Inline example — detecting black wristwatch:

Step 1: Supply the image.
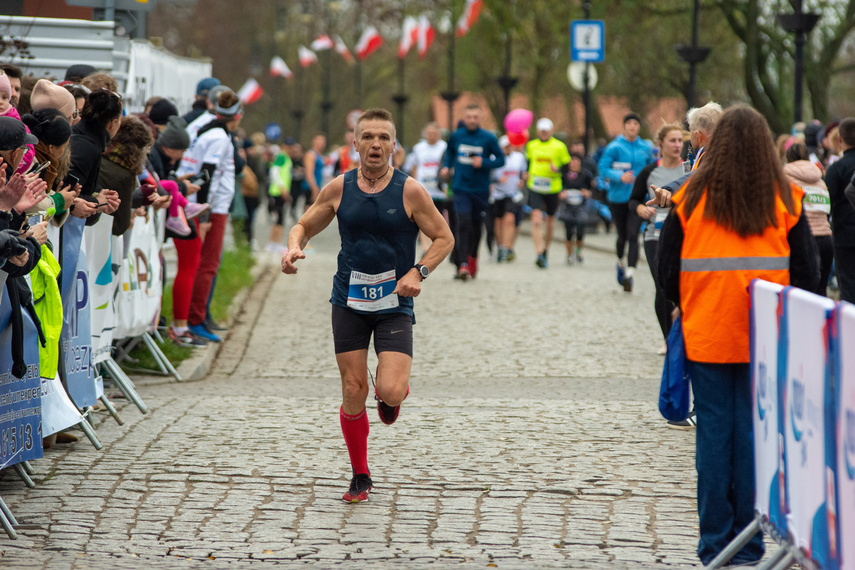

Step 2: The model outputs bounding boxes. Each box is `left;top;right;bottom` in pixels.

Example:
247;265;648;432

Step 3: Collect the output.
415;263;429;281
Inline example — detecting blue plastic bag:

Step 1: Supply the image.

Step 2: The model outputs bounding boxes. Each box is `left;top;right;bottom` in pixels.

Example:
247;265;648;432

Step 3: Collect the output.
658;316;691;421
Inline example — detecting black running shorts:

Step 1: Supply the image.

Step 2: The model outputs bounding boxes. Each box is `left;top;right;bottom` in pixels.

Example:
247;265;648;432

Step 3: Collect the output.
527;192;560;216
331;304;413;357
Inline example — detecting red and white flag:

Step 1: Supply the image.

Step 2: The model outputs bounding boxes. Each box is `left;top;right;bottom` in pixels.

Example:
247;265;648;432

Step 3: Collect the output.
398;16;418;58
299;45;318;67
355;26;383;60
310;34;334;51
418;14;435;58
456;0;483;37
270;56;293;79
237;78;263;105
334;35;353;63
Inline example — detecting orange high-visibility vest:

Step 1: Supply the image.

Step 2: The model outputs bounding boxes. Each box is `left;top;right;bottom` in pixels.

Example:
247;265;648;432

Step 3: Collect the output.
674;182;803;363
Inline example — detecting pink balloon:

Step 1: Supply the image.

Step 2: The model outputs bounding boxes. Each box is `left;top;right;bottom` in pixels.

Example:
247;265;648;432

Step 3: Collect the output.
507;130;530;146
504;109;533;134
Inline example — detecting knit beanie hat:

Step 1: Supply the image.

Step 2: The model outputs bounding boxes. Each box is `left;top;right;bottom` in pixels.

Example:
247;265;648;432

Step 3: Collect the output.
30;79;77;119
149;98;179;125
0;72;10;97
158;115;190;150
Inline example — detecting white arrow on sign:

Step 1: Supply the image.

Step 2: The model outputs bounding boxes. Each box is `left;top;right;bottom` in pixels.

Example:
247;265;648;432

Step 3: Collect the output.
567;62;597;91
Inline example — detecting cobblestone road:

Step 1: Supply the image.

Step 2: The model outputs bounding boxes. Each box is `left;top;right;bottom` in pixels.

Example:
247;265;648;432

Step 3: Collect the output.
0;224;721;568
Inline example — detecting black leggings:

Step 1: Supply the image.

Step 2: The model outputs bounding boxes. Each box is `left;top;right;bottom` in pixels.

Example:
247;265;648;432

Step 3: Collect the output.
644;239;672;340
815;235;833;297
608;202;641;267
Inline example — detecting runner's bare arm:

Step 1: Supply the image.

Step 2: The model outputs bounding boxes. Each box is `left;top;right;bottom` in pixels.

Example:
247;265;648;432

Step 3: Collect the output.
401;178;455;286
282;177;343;274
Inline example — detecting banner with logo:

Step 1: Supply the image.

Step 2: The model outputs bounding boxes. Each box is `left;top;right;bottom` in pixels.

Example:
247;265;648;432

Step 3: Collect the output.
84;216;121;364
114;209;163;340
0;288;44;470
833;303;854;570
750;279;785;530
782;287;835;561
60;217;98;408
40;373;85;437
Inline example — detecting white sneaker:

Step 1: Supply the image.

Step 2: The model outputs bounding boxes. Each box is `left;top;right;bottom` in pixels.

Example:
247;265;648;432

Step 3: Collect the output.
657;342;667;355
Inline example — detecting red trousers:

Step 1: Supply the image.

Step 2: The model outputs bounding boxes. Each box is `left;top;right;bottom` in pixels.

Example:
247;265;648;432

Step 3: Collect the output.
188;213;227;326
172;230;202;322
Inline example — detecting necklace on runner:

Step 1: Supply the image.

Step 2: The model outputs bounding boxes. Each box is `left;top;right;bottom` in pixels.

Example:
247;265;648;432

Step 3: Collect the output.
361;166;390;193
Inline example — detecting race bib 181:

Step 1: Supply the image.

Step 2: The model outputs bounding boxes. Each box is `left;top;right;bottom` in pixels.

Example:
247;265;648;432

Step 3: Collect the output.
347;269;399;312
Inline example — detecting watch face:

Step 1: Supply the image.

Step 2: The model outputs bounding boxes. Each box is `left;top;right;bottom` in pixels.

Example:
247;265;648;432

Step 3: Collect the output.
419;266;429;278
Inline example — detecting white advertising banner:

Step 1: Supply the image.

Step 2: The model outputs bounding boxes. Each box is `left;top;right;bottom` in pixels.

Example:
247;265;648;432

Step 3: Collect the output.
113;209;163;340
39;374;85;437
83;216;120;364
835;303;855;570
124;39;213;114
783;287;835;560
750;280;785;528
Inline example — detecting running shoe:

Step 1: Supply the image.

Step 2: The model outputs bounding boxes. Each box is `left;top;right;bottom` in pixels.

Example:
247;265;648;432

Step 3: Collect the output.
467;255;479;278
188;323;222;343
506;250;516;262
377;398;400;425
342;473;373;503
536;252;548;269
666;411;697;430
621;275;634;293
184;202;210;220
616;264;626;285
457;264;471;281
575;248;584;264
566;254;574;266
168;327;208;348
497;247;507;263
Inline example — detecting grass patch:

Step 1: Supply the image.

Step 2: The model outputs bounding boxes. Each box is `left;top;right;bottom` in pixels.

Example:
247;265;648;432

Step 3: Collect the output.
121;231;256;373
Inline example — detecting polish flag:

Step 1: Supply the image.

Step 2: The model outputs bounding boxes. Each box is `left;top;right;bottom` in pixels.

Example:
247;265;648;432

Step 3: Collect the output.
398;16;419;58
418;14;435;59
355;26;383;60
456;0;483;37
270;56;293;79
334;35;354;63
237;78;263;105
299;45;318;67
311;34;334;51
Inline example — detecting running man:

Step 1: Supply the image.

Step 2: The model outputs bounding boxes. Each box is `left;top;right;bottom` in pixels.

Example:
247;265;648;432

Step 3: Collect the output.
525;118;571;269
597;112;656;292
281;108;454;503
405;122;449;252
440;103;504;280
490;135;527;262
303;132;327;205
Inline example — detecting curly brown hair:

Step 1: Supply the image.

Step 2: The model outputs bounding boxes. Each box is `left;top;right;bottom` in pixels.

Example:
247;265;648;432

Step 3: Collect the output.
682;105;796;237
107;115;153;174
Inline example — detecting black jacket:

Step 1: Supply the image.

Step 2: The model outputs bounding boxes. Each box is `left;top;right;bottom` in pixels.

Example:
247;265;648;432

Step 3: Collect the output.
824;147;855;247
69;118;110;226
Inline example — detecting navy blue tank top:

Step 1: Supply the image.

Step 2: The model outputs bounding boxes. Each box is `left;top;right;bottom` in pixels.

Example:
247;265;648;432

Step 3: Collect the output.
330;168;419;317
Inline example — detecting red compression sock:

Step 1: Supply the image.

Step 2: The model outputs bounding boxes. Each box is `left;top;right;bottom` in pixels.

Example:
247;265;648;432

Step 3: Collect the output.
340;406;370;475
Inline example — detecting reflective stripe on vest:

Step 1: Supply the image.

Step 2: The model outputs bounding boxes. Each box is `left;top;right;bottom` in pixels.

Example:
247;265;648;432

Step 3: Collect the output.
681;256;790;272
673;182;803;363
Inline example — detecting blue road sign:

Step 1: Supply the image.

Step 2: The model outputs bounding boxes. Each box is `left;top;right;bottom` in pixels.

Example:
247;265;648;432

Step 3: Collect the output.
571;20;605;63
265;122;283;142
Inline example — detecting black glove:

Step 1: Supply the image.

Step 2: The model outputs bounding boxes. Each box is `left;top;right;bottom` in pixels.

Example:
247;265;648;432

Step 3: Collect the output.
0;229;28;260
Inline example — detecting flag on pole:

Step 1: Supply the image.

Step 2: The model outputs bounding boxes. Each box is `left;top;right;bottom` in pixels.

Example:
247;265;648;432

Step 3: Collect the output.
299;45;318;67
456;0;483;37
418;14;435;59
237;78;263;105
334;35;354;63
311;34;335;51
355;26;383;60
398;16;419;58
270;56;293;79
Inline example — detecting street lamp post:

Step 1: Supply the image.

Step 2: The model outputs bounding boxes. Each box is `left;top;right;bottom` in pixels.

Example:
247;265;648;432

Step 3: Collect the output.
393;57;409;144
777;0;820;123
675;0;711;110
496;32;518;123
